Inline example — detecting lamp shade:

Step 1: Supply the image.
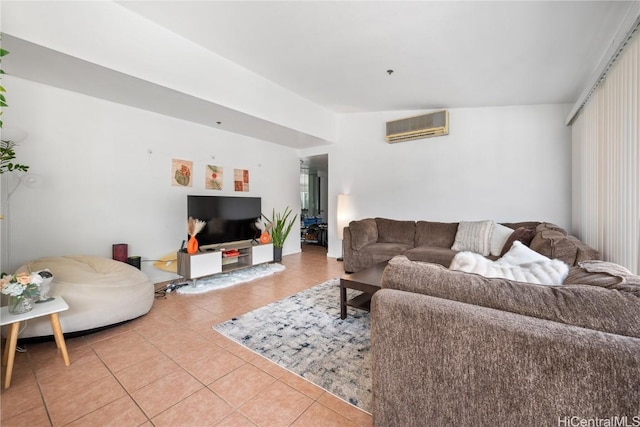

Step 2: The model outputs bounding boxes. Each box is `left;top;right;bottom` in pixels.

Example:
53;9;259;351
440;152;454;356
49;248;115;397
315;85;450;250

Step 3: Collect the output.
336;194;350;240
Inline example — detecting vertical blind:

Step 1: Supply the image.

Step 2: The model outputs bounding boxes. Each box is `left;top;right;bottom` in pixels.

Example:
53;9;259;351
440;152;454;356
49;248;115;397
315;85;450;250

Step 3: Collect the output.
571;30;640;273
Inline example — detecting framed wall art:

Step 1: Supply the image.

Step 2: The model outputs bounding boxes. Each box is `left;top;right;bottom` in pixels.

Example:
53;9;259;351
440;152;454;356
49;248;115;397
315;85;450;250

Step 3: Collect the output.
205;165;223;190
172;159;192;187
234;168;249;192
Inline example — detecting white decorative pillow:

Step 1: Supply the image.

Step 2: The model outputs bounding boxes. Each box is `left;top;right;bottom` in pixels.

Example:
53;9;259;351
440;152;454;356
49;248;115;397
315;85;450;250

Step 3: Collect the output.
496;240;549;265
490;223;514;256
451;220;495;256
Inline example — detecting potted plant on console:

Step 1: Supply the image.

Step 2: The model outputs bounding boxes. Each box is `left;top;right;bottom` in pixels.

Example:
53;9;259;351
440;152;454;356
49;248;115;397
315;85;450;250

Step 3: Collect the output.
263;207;297;262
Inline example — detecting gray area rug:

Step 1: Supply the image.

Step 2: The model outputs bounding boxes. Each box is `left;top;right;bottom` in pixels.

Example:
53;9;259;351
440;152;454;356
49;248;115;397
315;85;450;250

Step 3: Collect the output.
213;278;372;412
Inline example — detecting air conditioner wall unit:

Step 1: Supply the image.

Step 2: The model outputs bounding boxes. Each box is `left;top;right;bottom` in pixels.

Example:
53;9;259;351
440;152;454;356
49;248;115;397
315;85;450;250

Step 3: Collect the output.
385;110;449;143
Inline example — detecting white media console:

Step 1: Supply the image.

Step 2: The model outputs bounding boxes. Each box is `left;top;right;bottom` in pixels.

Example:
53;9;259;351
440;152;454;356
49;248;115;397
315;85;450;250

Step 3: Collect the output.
176;242;274;281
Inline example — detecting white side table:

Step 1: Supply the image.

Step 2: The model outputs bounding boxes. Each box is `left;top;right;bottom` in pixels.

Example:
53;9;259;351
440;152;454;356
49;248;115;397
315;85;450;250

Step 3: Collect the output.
0;296;70;388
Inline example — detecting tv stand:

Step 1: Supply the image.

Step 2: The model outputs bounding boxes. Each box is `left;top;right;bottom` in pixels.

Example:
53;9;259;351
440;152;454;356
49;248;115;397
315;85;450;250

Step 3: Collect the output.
177;242;273;281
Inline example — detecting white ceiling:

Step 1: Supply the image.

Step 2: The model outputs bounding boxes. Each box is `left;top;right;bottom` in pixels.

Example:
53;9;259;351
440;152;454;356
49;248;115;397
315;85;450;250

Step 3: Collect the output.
3;1;637;149
119;1;636;113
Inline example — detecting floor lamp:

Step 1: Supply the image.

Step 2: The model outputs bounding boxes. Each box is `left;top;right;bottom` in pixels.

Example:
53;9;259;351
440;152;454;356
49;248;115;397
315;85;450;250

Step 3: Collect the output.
336;194;350;261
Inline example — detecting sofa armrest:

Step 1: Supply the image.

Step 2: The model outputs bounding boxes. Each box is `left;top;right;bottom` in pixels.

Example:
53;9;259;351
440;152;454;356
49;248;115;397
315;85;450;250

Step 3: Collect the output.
342;226;353;262
371;289;640;427
342;226;365;273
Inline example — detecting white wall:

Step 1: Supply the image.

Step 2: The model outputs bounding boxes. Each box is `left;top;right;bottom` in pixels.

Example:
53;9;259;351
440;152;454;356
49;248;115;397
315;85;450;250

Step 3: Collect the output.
322;104;573;258
1;77;301;274
3;76;573;269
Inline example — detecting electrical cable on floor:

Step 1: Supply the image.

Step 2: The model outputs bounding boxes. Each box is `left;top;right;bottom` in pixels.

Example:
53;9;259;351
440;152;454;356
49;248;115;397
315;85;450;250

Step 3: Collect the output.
154;281;189;298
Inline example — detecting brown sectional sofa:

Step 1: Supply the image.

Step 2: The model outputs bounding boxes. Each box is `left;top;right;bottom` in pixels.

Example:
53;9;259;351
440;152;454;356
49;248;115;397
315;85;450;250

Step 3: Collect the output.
343;218;600;272
371;256;640;426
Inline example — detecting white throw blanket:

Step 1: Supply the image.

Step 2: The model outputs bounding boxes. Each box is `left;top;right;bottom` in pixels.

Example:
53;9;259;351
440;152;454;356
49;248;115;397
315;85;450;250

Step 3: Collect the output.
450;241;569;285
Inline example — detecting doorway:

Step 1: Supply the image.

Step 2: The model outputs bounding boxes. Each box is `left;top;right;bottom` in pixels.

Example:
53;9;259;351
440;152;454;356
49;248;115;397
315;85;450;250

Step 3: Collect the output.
300;154;328;251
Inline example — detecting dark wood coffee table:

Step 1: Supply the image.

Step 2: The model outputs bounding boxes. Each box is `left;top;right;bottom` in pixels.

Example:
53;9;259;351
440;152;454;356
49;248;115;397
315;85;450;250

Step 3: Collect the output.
340;261;388;319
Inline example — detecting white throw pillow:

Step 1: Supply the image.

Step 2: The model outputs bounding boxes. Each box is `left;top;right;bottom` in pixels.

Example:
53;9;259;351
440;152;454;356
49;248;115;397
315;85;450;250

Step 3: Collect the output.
490;223;514;256
451;220;495;256
496;240;549;265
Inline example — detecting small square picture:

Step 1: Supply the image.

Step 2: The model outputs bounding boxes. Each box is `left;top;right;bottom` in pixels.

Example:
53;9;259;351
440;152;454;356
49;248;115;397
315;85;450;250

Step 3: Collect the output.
234;168;249;192
205;165;223;190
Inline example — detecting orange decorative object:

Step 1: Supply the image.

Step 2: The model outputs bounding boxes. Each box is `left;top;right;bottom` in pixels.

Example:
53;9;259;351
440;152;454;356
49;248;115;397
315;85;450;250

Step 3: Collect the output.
259;232;271;244
186;236;199;254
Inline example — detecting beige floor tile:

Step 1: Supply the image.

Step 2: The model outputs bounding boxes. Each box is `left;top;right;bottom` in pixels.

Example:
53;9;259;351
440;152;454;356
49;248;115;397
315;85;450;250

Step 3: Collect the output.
88;330;145;356
214;410;257;426
38;358;111;404
130;369;203;418
317;392;373;426
0;403;50;427
165;338;222;366
64;395;147;427
292;402;358;426
32;342;99;380
151;387;233;427
47;375;127;426
249;353;291;379
114;353;181;392
83;323;134;344
97;340;162;372
0;380;44;420
22;341;65;363
0;355;36;390
209;363;277;408
239;380;314;426
181;345;246;385
279;370;326;400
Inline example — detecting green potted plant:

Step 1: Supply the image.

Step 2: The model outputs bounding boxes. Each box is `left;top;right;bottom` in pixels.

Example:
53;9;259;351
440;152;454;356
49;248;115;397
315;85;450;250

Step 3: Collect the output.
263;206;298;262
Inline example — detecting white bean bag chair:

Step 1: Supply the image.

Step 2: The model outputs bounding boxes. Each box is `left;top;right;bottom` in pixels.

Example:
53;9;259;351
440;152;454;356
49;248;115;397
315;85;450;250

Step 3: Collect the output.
10;255;154;338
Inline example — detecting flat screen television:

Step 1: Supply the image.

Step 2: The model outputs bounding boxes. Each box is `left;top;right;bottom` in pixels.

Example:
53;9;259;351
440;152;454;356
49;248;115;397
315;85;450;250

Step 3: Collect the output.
187;195;262;248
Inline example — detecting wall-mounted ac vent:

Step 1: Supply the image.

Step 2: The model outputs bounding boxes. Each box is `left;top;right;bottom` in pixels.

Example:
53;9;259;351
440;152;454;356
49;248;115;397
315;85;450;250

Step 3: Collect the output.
385;110;449;143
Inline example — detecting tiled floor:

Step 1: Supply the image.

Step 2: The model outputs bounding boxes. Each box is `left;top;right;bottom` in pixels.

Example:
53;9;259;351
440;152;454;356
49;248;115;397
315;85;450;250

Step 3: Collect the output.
0;245;372;426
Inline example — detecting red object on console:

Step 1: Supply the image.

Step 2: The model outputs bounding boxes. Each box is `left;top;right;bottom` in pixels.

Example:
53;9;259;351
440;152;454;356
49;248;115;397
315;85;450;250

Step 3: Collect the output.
222;249;240;257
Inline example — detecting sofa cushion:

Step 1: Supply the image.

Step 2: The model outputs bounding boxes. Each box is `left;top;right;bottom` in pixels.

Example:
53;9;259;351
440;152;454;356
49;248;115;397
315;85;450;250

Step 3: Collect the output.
349;218;378;250
375;218;416;246
360;242;413;258
404;246;459;268
490;223;514;256
415;221;459;248
529;230;578;266
381;255;640;338
564;260;640;297
451;220;494;256
537;222;568;235
499;226;537;256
